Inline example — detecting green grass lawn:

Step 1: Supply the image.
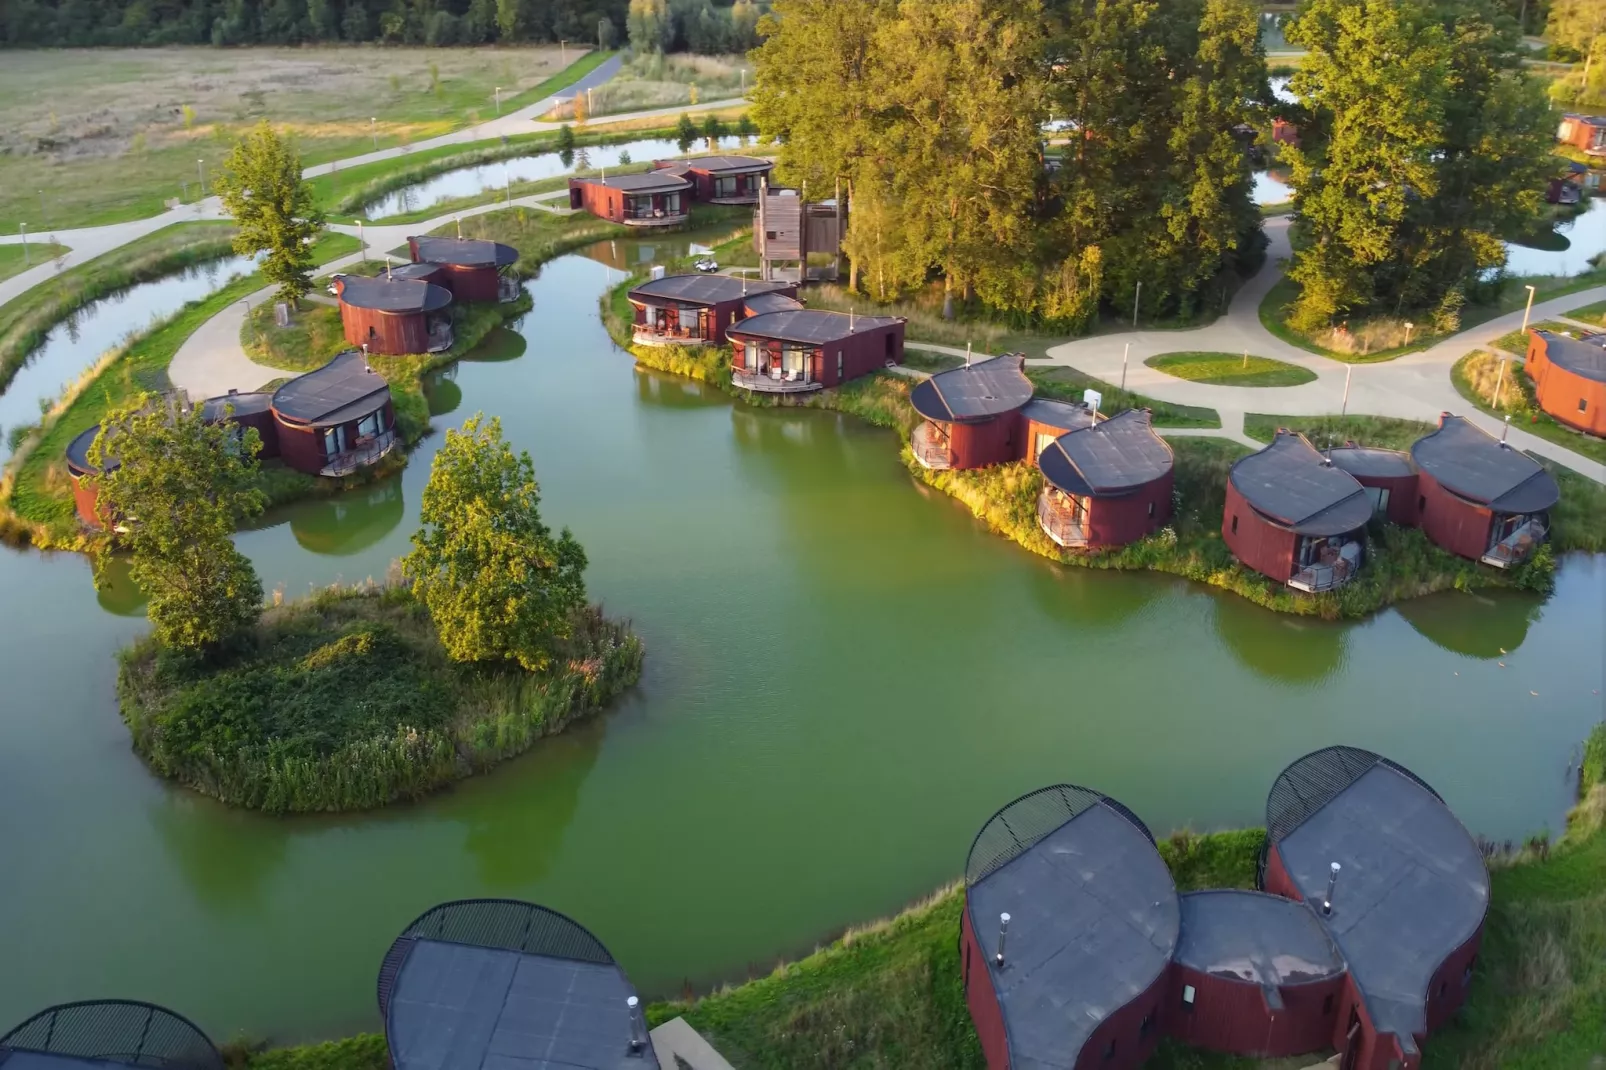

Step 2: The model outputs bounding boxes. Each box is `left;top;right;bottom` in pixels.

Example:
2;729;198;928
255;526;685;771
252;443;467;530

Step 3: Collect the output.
1147;350;1317;387
1450;352;1606;467
0;241;70;282
1490;319;1574;355
1027;365;1221;429
241;302;347;372
1566;297;1606;325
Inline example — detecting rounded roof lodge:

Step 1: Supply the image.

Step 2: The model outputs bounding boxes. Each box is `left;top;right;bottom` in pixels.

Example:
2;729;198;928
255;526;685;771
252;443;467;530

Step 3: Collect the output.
910;354;1034;424
1531;328;1606;384
408;235;518;269
65;425;115;478
727;308;902;344
1410;414;1560;514
336;274;453;315
271;351;391;428
1039;409;1173;497
627;274;791;306
1230;431;1373;535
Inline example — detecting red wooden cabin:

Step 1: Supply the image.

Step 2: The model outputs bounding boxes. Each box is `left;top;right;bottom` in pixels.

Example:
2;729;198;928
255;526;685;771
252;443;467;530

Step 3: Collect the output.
652;155;774;204
1224;432;1373;592
1557;113;1606;155
1271;118;1301;147
1525;329;1606;436
407;236;519;304
625;275;796;347
1021;397;1093;460
271;351;398;477
199;391;280;460
1260;746;1489;1070
909;355;1034;471
727;308;904;394
64;424;116;529
1409;414;1560;568
1324;444;1419;527
336;274;454;356
962;785;1180;1070
1036;409;1174;550
568;171;691;226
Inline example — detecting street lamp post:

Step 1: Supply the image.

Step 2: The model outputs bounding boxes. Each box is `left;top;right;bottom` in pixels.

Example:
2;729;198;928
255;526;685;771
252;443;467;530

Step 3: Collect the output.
371;117;378;152
1121;342;1130;390
356;220;366;264
560;40;567;66
504;162;511;206
1132;282;1142;328
19;222;28;267
495;86;501;116
241;299;255;345
1340;363;1353;417
197;159;205;201
1493;354;1510;411
1521;284;1537;334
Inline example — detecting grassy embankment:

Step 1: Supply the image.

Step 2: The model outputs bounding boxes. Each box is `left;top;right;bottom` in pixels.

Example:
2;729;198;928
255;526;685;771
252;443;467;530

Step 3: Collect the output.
0;232;357;548
232;721;1606;1068
1146;350;1317;387
1259;266;1606;363
1241;413;1606;555
0;222;238;399
0;46;587;230
1449;351;1606;468
545;52;750;119
117;584;642;814
1567;297;1606;325
1489;319;1573;354
0;242;71;284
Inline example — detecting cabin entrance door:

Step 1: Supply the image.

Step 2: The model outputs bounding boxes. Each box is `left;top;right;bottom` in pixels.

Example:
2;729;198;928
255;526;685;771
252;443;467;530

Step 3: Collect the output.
1339;1009;1362;1070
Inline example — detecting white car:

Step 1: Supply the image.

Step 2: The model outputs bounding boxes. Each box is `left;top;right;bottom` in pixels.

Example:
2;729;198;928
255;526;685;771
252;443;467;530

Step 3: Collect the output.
694;258;719;273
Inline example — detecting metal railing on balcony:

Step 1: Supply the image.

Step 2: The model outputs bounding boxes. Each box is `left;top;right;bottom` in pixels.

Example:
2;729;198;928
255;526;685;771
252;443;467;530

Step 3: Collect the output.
621;205;688;224
1037;490;1088;548
321;429;398;478
498;276;522;303
1481;519;1546;568
910;421;953;470
731;367;821;393
633;323;710;346
427;323;454;353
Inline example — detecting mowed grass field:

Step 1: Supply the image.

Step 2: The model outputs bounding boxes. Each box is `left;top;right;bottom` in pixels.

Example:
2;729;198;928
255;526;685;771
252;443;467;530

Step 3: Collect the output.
1147;350;1317;387
0;45;582;231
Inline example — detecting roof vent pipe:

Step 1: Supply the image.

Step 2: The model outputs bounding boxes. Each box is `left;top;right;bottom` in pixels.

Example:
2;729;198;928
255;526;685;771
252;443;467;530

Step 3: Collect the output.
995;912;1010;966
1322;862;1341;916
627;996;644;1053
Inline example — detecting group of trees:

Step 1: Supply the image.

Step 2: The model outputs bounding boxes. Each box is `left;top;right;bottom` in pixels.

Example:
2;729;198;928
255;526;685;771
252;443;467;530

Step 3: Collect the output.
1281;0;1553;331
625;0;759;54
94;404;587;673
752;0;1272;332
0;0;623;47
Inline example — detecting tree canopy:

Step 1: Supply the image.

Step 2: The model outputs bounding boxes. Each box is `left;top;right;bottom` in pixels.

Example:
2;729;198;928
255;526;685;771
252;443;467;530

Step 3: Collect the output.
89;396;267;652
403;414;588;673
214;121;325;304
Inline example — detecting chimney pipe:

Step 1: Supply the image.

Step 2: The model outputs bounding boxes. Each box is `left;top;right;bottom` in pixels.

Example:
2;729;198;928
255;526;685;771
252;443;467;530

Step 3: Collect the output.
1322;862;1341;916
995;912;1010;966
627;996;643;1053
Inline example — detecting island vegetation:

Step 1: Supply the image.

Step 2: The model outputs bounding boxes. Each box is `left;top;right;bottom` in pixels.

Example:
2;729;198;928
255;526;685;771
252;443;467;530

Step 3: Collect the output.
115;413;642;813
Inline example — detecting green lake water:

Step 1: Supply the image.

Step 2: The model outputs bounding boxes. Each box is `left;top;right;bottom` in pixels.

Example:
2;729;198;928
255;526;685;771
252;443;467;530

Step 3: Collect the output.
0;238;1603;1044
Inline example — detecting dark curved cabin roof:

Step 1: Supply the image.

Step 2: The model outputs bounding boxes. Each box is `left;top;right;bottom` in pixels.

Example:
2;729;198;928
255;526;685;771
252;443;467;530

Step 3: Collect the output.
965;786;1179;1068
627;274;790;307
910;354;1033;424
378;263;441;283
1039;409;1172;498
381;900;660;1070
1269;748;1489;1053
1410;414;1560;514
64;425;117;478
741;291;804;316
200;391;273;422
337;273;452;315
1230;431;1372;536
1325;444;1416;480
1020;397;1093;435
1175;890;1345;990
655;155;774;176
727;309;901;345
0;999;224;1070
409;236;518;269
272;351;391;428
1533;329;1606;384
580;170;692;193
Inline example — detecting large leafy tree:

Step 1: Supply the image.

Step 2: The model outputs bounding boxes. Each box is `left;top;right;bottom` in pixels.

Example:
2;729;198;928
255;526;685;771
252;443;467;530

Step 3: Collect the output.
403;414;588;673
214;121;324;304
89;397;266;652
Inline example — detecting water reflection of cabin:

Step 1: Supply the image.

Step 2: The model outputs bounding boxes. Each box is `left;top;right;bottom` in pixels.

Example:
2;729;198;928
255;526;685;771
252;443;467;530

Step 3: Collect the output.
1409;414;1559;568
1525;329;1606;437
727;308;905;394
625;274;796;346
271;351;397;477
1036;409;1174;549
407;235;521;303
379;899;660;1070
0;999;226;1070
335;273;454;355
909;355;1035;470
1225;431;1372;592
651;155;774;204
568;171;692;226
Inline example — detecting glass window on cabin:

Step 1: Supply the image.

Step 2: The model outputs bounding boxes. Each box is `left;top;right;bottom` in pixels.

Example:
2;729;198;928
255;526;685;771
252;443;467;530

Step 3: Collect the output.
782;345;808;376
714;175;737;198
1580;398;1589;413
1034;432;1056;458
357;412;381;438
665;192;683;214
745;340;761;370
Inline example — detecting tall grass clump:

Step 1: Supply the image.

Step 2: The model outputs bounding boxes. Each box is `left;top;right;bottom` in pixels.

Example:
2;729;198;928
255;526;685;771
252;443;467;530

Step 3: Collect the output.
115;585;643;813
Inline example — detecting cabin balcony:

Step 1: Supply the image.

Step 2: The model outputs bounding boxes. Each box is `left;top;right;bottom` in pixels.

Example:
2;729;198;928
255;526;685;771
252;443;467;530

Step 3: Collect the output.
1037;491;1088;549
498;276;522;303
621;207;688;227
910;421;953;470
1481;518;1546;568
427;322;455;353
633;324;711;347
731;367;822;394
320;429;398;478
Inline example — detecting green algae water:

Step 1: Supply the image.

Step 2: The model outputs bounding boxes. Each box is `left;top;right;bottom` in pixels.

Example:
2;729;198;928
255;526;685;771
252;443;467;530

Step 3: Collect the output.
0;241;1603;1044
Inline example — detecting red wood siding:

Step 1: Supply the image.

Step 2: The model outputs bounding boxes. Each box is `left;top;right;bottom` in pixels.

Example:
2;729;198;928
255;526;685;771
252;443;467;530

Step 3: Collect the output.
1223;481;1297;581
1349;472;1420;527
961;903;1011;1070
946;413;1023;470
1415;470;1496;561
434;263;500;303
568;179;687;224
1085;470;1174;548
271;400;394;476
70;474;105;529
1423;923;1484;1035
1072;965;1168;1070
1167;963;1344;1058
339;301;431;356
1526;332;1606;436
